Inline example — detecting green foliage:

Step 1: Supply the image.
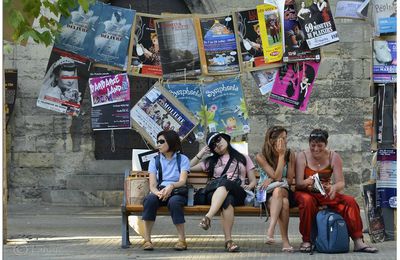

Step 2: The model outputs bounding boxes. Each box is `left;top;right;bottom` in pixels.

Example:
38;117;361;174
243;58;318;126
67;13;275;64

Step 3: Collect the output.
4;0;95;46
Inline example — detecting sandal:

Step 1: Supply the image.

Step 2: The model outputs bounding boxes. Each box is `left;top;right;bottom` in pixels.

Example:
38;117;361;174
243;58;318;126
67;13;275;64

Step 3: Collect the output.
354;246;378;253
225;240;240;252
299;242;312;253
143;241;154;251
282;246;295;253
265;236;275;245
174;240;188;251
199;216;211;230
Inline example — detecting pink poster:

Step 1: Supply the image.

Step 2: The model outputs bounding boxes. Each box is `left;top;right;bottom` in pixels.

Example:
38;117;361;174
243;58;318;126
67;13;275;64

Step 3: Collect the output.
269;61;319;111
89;73;130;107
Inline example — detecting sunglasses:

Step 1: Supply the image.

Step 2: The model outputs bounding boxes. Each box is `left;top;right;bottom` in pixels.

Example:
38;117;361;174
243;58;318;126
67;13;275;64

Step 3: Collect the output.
209;136;222;150
310;133;324;138
156;139;166;145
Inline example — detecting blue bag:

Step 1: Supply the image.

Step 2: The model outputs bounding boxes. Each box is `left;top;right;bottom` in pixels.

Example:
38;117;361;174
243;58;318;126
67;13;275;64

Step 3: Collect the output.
311;209;349;254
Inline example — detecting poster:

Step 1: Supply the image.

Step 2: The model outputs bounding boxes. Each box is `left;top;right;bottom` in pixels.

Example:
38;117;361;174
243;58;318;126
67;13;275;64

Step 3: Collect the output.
92;5;135;68
156;17;202;79
5;69;17;126
335;0;369;19
129;13;163;78
372;40;396;76
89;73;130;107
362;183;385;243
376;149;396;208
269;61;320;111
130;82;198;147
37;47;91;116
372;0;396;35
202;77;250;137
197;15;240;75
250;68;277;95
283;1;321;62
164;82;205;141
295;0;339;49
91;101;131;130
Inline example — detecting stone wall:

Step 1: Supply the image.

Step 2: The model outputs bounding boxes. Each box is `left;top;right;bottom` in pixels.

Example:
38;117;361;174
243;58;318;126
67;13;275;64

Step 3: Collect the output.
4;0;374;205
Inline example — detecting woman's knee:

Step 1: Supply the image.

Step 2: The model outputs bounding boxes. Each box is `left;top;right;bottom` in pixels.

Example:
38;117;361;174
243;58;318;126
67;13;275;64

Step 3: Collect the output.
167;195;186;209
295;192;316;207
143;193;159;207
282;198;289;210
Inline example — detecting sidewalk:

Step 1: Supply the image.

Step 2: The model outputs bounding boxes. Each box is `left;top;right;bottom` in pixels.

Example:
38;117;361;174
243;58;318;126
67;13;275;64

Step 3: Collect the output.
4;203;397;259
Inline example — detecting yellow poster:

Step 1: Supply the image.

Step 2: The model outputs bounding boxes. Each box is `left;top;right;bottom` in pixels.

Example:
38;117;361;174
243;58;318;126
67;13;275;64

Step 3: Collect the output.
256;4;283;63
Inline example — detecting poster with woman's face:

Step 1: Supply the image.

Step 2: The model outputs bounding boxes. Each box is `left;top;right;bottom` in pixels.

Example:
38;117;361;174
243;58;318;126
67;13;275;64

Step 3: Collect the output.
36;47;91;116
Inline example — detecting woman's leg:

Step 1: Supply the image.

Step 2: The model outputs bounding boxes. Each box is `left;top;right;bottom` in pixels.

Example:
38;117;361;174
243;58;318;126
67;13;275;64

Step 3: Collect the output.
294;191;319;243
220;204;235;242
167;195;187;241
206;186;229;219
278;194;292;249
267;187;284;239
142;193;160;242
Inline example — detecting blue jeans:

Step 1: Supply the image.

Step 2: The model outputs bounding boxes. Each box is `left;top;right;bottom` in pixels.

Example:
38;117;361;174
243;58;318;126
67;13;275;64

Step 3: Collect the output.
142;193;187;225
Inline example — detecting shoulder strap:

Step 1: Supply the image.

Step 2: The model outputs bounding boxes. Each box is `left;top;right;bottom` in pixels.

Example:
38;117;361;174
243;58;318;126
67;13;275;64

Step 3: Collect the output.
177;153;181;174
156;154;162;186
220;156;234;178
329;151;334;166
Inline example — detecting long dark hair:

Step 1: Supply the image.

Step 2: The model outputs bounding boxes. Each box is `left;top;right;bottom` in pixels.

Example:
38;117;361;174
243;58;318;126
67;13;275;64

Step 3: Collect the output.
261;126;290;170
204;135;246;178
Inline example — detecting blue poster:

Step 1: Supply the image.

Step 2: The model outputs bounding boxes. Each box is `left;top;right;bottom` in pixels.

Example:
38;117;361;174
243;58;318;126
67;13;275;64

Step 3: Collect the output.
54;3;101;55
202;77;250;137
92;4;135;67
164;82;205;141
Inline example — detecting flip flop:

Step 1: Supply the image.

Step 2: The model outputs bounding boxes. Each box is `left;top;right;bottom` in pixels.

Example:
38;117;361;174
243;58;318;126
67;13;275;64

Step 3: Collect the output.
354;246;378;253
282;246;295;253
199;216;211;230
299;242;312;253
225;240;240;252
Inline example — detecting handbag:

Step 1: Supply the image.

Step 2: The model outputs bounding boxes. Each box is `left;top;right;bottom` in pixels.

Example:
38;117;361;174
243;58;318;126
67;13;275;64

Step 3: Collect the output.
265;179;289;193
158;185;188;197
125;171;150;205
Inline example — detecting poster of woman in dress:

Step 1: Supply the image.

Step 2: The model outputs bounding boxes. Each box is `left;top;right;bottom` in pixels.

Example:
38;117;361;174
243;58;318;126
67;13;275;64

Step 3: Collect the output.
37;48;91;116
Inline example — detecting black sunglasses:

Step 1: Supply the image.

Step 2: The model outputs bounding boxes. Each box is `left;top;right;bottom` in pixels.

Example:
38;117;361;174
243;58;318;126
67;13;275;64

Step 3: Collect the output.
157;139;166;145
209;136;222;150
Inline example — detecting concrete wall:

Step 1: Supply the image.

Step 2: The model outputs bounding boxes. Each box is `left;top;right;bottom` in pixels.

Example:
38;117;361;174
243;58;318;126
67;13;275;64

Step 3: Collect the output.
4;0;374;206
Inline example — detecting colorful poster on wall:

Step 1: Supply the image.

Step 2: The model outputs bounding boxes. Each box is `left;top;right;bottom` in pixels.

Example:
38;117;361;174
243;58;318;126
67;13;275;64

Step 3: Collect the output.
37;47;91;116
372;0;396;36
269;61;319;111
250;68;277;95
156;17;202;79
257;3;284;63
89;73;130;107
202;77;250;137
196;15;240;75
164;82;205;141
282;1;320;62
91;101;131;130
376;149;396;208
129;13;163;78
130;82;198;147
294;0;339;49
92;5;135;68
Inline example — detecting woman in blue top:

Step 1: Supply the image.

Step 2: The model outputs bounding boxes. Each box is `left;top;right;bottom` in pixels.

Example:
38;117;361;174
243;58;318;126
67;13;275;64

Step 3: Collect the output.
256;126;296;252
142;130;190;251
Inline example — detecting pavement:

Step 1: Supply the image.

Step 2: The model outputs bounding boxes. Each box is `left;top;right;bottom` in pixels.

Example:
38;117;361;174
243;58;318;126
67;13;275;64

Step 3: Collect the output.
4;203;397;259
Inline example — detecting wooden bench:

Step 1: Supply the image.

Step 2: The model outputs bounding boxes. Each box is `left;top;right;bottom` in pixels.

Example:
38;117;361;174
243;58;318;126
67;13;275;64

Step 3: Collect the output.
121;169;300;248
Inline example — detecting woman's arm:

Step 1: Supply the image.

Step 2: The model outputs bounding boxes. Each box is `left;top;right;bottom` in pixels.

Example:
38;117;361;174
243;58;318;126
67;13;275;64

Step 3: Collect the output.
287;151;296;186
295;151;314;190
149;173;161;196
327;152;345;199
190;146;210;168
243;168;257;190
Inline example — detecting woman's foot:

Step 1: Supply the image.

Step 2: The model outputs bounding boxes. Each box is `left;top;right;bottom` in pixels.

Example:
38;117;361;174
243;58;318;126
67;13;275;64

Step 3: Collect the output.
143;241;154;251
265;236;275;245
225;240;240;252
199;216;211;230
174;240;188;251
354;238;378;253
282;241;293;252
299;242;312;253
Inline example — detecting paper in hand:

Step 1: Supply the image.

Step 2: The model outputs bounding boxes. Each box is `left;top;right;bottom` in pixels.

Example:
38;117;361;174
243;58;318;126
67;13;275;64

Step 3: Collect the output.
312;173;326;196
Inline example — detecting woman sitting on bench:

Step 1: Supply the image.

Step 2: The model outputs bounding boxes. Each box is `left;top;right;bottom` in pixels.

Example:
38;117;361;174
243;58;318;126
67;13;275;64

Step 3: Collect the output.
190;132;257;252
141;130;190;251
295;129;378;253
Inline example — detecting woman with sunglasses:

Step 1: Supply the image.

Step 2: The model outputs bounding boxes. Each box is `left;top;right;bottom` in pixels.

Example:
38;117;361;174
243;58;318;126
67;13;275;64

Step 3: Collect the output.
255;126;295;252
142;130;190;251
190;132;257;252
295;129;378;253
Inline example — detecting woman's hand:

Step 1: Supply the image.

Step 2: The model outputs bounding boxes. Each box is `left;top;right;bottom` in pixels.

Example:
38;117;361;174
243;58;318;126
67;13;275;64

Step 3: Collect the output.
275;138;286;156
242;184;252;190
198;146;210;158
260;178;273;190
323;183;336;200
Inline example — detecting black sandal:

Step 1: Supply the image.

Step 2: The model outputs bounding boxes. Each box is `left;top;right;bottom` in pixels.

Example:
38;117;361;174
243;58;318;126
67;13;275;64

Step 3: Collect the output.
199;216;211;230
299;242;312;253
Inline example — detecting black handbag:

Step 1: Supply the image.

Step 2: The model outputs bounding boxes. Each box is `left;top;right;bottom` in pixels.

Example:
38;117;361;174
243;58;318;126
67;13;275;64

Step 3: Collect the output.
204;156;239;194
158;185;188;197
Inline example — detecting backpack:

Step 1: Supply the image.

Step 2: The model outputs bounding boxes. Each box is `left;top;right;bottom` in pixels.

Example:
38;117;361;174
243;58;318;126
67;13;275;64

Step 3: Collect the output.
311;209;349;254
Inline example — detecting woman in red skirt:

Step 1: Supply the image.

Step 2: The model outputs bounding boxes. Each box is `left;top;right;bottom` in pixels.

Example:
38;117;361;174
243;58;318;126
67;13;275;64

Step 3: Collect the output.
294;129;378;253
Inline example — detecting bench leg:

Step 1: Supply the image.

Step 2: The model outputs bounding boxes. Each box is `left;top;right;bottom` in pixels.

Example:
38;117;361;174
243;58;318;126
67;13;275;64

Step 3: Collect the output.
121;211;131;248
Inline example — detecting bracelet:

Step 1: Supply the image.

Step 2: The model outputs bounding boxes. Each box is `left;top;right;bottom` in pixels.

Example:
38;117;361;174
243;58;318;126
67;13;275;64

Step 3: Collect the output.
195;155;201;160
